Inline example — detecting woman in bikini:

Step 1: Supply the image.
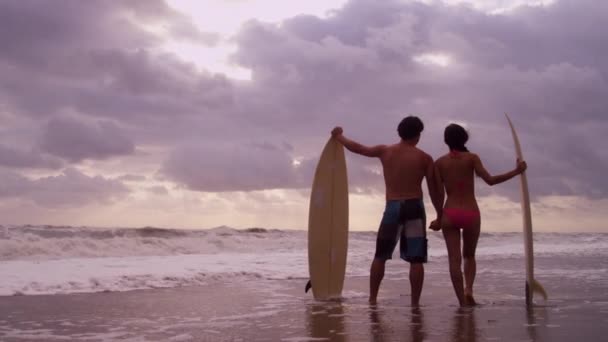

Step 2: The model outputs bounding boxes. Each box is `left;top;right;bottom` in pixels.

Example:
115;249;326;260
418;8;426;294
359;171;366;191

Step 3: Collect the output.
430;123;526;306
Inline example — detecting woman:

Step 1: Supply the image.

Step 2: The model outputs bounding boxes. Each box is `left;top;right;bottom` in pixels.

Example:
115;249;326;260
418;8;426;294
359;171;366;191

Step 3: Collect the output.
430;123;526;306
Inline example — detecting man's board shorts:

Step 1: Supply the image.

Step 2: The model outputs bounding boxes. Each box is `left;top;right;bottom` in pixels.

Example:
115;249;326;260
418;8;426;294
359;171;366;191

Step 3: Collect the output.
374;199;427;263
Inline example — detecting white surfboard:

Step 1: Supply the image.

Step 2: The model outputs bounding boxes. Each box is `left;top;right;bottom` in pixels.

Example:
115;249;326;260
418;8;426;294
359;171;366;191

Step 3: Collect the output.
307;137;349;300
505;113;548;306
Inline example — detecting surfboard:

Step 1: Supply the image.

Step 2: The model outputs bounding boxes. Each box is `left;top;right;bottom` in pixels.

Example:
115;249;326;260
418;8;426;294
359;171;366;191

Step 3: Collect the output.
505;113;548;306
307;137;349;300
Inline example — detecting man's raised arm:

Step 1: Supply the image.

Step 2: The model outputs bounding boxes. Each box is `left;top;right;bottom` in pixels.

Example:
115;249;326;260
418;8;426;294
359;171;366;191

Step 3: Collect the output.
331;126;385;158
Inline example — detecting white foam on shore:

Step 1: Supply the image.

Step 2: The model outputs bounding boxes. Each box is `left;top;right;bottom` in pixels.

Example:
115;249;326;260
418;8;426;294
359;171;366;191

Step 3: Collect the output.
0;253;303;296
2;226;606;261
0;225;606;296
0;327;133;341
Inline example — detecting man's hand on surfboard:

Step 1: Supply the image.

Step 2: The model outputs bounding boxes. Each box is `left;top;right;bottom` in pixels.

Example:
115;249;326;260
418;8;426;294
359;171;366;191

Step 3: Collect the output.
516;158;527;174
331;126;343;137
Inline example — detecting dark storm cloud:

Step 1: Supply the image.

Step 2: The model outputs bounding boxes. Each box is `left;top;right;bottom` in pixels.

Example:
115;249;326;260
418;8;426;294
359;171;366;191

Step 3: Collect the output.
0;168;129;207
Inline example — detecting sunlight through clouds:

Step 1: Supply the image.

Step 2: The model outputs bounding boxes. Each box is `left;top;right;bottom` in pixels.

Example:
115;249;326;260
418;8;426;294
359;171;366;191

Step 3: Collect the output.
165;0;348;80
162;1;555;79
413;53;453;67
163;41;253;80
417;0;556;14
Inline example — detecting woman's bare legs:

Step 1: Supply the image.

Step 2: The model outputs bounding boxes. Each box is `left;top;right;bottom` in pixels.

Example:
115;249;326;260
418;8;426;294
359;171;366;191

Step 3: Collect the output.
441;217;465;307
462;217;481;305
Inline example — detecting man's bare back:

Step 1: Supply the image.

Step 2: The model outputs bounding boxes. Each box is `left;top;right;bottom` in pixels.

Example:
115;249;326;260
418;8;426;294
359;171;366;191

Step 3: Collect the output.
379;143;433;200
329;126;439;210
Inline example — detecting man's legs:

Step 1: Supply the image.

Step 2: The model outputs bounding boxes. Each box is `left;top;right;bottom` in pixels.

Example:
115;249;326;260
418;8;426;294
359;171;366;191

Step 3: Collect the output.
369;258;386;304
370;201;400;304
409;262;424;307
401;199;427;307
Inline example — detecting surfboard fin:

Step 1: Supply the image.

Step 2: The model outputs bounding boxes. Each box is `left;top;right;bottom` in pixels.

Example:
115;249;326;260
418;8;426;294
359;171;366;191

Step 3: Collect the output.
526;278;548;306
532;279;548;300
305;280;312;293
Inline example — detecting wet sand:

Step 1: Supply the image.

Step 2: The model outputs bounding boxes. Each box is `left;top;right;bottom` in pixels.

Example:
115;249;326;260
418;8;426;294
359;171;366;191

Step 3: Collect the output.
1;268;607;342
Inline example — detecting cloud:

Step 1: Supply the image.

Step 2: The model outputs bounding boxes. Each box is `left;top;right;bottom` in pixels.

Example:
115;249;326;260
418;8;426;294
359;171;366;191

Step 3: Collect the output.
0;0;232;122
147;185;169;195
0;0;213;62
38;116;136;162
118;174;148;182
0;144;63;169
0;0;606;226
0;168;129;207
226;0;608;199
161;141;307;192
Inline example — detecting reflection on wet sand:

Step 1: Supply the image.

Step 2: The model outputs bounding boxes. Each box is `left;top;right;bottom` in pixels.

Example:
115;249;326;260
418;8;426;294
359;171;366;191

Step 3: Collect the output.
307;301;348;341
368;305;425;342
450;308;478;342
368;305;388;342
409;307;426;342
526;305;548;341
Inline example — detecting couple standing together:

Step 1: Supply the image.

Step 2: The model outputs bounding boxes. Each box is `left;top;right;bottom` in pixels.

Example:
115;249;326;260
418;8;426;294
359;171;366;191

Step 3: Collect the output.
331;116;526;307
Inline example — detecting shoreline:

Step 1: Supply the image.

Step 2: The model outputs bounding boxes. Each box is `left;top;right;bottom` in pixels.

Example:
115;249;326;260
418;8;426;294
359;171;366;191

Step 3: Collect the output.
1;274;607;341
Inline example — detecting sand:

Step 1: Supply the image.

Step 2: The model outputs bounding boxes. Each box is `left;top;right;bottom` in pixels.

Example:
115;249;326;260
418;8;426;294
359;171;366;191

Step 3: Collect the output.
1;267;607;341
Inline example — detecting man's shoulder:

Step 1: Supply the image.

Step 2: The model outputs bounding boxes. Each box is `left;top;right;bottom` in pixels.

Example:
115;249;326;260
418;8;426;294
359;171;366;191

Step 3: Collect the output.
413;147;433;161
435;153;449;163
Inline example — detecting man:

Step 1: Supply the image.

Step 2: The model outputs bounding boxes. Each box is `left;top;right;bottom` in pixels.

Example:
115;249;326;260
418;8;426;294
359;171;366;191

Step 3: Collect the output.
331;116;443;306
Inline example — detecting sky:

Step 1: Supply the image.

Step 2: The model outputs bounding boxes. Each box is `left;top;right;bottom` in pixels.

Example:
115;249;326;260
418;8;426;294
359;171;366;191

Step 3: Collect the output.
0;0;606;232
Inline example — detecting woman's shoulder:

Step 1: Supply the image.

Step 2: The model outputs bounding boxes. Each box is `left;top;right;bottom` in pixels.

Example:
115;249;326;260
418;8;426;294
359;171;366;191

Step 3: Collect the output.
464;152;480;160
439;151;479;165
435;153;451;165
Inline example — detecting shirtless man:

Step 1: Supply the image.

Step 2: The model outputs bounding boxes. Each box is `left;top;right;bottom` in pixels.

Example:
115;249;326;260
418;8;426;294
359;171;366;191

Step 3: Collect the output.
331;116;443;306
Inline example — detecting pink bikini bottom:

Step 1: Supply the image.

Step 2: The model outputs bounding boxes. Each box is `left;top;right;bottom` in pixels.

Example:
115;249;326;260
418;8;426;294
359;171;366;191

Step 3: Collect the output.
443;208;480;229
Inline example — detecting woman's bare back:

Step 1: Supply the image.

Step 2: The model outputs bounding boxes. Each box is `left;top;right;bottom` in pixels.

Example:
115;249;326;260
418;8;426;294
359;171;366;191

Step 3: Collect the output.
436;151;479;211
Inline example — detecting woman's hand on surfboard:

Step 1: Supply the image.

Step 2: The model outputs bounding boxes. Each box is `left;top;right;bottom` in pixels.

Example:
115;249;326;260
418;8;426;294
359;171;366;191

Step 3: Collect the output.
515;158;527;174
331;126;343;137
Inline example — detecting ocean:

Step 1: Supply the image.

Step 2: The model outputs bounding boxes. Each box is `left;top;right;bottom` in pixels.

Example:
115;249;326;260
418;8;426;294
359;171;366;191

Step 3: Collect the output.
1;225;606;297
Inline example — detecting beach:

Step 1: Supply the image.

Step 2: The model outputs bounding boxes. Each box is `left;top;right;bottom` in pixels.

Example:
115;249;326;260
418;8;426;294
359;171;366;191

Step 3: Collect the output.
1;273;607;341
1;226;607;341
2;0;607;340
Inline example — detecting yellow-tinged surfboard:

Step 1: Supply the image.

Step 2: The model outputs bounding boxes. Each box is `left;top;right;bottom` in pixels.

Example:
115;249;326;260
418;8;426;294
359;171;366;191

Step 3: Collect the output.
307;137;349;300
505;113;548;306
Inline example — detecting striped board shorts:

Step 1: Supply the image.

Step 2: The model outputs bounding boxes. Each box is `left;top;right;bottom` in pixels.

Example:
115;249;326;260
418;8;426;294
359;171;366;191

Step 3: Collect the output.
374;199;427;263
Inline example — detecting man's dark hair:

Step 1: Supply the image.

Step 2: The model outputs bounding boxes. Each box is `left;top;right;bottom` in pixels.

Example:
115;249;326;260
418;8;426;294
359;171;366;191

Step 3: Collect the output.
397;116;424;140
